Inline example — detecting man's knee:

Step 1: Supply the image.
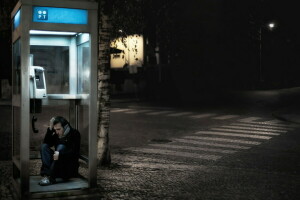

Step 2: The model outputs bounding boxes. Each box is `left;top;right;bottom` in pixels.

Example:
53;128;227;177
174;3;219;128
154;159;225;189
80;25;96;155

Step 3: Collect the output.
56;144;66;152
41;143;50;152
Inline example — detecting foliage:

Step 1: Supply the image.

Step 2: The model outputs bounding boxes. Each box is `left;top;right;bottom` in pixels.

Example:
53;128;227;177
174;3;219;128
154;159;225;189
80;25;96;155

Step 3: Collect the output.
100;0;177;39
100;0;145;38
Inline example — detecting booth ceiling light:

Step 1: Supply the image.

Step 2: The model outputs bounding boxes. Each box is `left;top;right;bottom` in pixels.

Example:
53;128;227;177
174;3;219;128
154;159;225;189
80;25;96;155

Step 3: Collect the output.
30;30;77;35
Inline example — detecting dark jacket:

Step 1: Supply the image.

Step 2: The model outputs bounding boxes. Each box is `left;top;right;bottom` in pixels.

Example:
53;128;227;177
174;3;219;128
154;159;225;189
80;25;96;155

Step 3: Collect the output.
43;127;81;178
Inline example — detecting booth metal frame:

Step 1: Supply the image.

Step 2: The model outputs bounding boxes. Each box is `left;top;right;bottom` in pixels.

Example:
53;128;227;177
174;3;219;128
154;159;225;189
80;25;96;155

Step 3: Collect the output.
11;0;98;199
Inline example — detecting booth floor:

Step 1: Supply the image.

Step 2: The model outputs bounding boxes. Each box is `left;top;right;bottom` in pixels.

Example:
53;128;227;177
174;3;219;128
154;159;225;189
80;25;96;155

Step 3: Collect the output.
30;176;88;193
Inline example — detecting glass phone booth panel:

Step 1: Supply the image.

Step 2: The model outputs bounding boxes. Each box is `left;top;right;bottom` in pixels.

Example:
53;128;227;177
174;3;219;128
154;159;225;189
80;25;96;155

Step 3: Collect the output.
12;38;21;182
29;30;91;158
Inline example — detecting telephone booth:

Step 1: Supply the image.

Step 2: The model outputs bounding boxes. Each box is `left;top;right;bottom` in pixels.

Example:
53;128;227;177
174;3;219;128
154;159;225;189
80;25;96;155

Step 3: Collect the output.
11;0;98;199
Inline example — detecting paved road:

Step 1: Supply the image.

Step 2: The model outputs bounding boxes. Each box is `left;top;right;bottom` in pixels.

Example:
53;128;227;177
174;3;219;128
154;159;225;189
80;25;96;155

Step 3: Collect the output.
98;102;300;199
1;98;300;199
109;102;291;150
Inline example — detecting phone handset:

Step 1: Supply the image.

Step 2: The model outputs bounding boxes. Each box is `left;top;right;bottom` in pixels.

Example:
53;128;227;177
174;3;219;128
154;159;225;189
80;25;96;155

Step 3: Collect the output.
63;124;70;136
50;117;55;135
32;115;39;133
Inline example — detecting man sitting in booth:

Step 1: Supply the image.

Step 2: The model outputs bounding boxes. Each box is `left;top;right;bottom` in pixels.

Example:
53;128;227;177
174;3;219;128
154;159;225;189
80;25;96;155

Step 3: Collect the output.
39;116;81;186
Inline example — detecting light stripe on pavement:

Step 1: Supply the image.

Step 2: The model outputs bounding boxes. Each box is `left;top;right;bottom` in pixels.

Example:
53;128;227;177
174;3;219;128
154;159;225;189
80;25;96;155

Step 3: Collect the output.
238;117;262;122
248;121;297;128
146;111;175;115
173;138;250;149
196;130;272;140
131;148;222;160
263;119;286;124
184;136;261;145
166;112;194;117
149;143;237;154
234;121;296;129
115;154;176;165
110;108;133;113
189;113;217;119
114;154;208;170
210;128;281;136
221;125;287;133
231;122;294;130
130;148;221;161
125;109;153;114
212;115;239;120
122;162;208;171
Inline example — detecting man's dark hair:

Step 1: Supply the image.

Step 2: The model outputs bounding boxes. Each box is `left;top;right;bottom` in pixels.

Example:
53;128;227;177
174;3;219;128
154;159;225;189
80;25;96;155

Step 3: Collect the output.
53;116;69;127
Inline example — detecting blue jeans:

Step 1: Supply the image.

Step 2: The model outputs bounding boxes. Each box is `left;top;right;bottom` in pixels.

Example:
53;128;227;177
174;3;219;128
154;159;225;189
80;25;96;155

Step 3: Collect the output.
40;143;66;178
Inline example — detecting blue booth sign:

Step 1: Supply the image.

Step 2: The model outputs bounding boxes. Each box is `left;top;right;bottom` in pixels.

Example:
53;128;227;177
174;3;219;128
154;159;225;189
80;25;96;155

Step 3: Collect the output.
33;7;88;24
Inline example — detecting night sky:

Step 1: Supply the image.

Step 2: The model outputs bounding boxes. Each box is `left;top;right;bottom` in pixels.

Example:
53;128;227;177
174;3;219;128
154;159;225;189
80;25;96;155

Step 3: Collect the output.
162;0;300;89
2;0;300;91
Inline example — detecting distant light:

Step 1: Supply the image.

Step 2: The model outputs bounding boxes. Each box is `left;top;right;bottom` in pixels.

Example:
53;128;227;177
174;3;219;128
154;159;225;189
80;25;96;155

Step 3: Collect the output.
30;30;77;35
118;29;123;33
268;22;276;30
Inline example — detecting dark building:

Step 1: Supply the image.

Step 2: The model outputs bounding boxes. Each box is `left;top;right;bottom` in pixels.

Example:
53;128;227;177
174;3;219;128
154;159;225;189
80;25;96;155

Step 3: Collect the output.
110;0;300;104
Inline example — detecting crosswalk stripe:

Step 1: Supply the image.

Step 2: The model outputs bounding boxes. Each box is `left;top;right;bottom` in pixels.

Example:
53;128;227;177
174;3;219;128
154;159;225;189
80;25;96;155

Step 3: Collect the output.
114;154;171;163
234;121;296;129
221;125;287;133
263;119;286;124
184;136;261;145
128;106;174;110
189;113;217;119
173;138;250;149
251;121;296;128
231;122;294;130
114;154;205;170
110;108;133;113
166;112;194;117
125;109;152;114
239;117;262;122
213;115;239;120
131;148;221;161
210;128;281;136
122;162;208;171
149;143;237;154
146;110;174;115
196;130;272;140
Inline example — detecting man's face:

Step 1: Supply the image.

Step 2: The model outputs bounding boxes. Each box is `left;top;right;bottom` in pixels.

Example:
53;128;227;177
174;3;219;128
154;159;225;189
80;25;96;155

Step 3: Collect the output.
53;123;64;138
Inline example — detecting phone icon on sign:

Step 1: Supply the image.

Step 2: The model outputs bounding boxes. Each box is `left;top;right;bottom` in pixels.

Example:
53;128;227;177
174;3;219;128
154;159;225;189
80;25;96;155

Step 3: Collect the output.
37;9;48;20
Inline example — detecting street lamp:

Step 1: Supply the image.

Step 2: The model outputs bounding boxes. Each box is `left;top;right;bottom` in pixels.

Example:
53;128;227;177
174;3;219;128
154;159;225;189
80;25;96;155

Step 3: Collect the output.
268;22;276;30
259;21;276;82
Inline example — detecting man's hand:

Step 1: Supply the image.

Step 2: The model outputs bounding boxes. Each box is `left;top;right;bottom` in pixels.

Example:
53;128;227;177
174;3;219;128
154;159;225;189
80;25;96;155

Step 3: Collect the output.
50;117;55;131
53;151;59;160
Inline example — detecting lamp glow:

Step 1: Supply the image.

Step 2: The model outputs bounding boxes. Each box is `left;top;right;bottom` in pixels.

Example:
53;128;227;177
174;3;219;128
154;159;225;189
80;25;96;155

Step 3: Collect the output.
30;30;77;35
268;22;276;30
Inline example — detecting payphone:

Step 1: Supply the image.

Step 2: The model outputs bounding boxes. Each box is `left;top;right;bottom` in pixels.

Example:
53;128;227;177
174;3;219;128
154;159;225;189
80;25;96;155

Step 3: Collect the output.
11;0;98;199
29;66;47;99
29;65;47;133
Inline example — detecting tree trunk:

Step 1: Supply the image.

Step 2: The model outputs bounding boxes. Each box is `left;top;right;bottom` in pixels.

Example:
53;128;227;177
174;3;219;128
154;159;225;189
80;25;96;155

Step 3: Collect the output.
97;0;112;166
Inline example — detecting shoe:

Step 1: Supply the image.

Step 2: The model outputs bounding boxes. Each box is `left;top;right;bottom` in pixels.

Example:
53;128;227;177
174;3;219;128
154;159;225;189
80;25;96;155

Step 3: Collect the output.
39;176;56;186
